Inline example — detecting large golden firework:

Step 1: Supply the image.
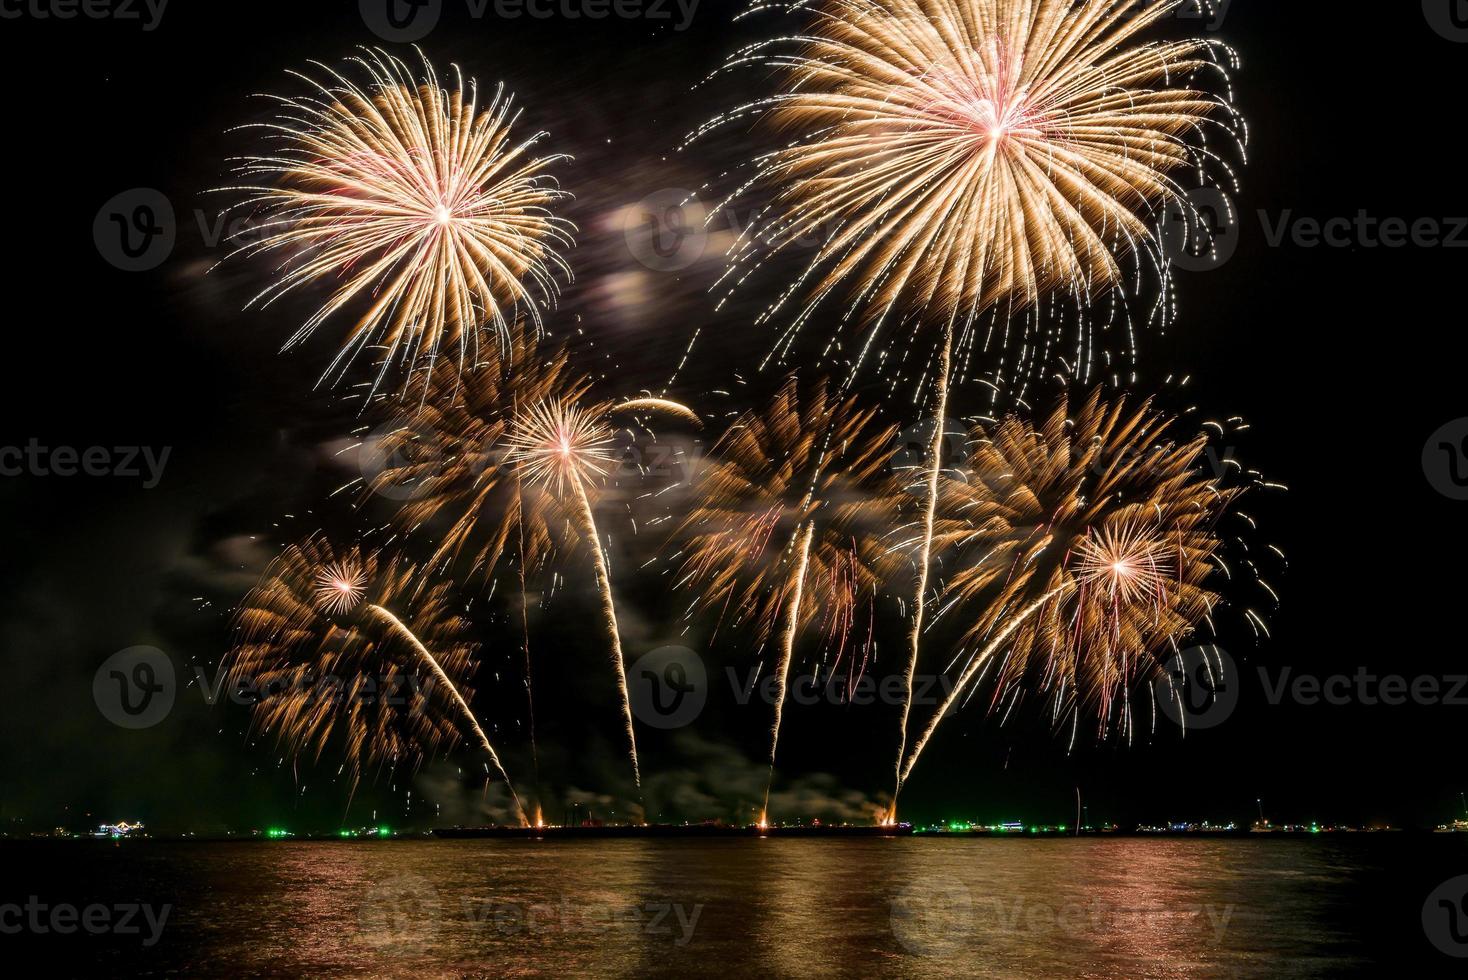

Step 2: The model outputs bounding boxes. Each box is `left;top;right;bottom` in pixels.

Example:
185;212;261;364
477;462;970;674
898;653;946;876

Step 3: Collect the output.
895;390;1252;800
675;379;900;820
704;0;1239;365
223;47;574;390
225;535;525;823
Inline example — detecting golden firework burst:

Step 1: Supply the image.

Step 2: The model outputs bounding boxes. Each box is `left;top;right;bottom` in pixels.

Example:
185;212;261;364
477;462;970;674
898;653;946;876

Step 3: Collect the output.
222;47;575;390
226;535;524;821
895;390;1253;796
701;0;1241;369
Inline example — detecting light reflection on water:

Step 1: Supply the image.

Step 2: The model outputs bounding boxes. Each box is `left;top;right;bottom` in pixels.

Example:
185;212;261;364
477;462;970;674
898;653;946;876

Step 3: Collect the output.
160;839;1373;977
15;837;1463;976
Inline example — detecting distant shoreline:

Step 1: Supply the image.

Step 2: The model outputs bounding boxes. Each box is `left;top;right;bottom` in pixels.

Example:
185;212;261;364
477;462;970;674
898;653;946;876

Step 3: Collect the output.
2;827;1434;843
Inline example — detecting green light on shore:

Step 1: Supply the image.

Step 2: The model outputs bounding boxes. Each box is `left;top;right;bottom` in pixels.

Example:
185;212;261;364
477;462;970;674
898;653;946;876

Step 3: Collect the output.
266;828;289;839
338;830;353;838
377;826;391;837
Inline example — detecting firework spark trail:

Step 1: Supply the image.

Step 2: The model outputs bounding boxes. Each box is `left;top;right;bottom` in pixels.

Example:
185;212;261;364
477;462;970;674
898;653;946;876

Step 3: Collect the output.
363;602;526;825
896;585;1071;795
220;47;574;393
887;390;1267;801
228;537;526;824
571;477;641;789
503;395;700;794
762;520;816;825
892;313;955;804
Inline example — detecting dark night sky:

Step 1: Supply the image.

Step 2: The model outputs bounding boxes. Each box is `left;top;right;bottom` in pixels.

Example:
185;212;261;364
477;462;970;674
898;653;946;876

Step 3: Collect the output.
1;0;1464;834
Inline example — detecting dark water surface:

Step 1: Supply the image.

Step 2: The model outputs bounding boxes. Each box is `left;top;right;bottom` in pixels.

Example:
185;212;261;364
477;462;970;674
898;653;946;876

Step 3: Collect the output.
5;837;1467;977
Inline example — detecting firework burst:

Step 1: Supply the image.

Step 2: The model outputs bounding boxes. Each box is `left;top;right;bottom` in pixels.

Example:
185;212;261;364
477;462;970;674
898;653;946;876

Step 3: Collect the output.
697;0;1242;379
226;535;526;824
893;390;1269;806
504;399;618;496
675;379;900;821
221;47;575;391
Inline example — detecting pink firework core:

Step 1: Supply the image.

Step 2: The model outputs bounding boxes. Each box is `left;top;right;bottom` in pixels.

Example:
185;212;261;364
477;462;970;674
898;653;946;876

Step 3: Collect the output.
923;40;1051;152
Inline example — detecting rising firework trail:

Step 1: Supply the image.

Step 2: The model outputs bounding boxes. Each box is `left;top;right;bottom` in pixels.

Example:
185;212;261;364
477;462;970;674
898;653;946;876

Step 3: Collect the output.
676;380;899;822
890;390;1277;809
695;0;1243;818
219;47;574;393
227;536;527;825
505;395;700;792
